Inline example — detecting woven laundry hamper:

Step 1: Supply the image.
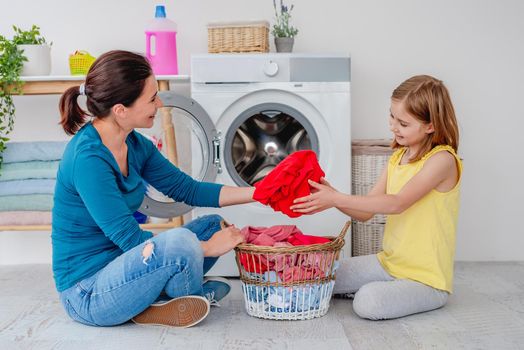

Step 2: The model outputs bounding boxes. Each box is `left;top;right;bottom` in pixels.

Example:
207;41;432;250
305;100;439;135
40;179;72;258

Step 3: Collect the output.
351;139;393;256
207;21;269;53
235;222;350;320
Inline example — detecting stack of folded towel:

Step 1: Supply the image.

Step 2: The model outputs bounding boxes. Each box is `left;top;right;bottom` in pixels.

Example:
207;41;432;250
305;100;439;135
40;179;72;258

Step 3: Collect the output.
0;141;67;226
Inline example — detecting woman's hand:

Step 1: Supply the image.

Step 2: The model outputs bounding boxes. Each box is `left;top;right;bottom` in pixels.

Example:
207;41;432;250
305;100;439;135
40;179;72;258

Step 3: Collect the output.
201;224;245;257
290;177;339;215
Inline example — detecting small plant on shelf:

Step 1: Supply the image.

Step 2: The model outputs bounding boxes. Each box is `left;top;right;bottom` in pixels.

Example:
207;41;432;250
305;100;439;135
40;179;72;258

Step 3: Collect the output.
0;25;49;171
271;0;299;38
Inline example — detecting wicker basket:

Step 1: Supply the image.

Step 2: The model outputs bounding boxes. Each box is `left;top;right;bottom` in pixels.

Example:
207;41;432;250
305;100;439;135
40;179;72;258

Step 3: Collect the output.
351;140;393;256
207;21;269;53
69;50;96;75
351;221;385;256
235;221;350;320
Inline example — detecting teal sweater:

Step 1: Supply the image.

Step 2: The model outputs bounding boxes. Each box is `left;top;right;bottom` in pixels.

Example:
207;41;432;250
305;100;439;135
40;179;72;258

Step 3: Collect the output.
52;123;223;292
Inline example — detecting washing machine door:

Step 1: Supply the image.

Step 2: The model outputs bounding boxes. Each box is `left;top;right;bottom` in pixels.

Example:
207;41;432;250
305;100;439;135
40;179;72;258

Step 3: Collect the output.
138;91;219;218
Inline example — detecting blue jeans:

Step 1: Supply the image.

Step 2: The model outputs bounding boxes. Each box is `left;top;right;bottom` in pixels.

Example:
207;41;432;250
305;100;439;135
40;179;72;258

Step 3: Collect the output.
59;214;223;326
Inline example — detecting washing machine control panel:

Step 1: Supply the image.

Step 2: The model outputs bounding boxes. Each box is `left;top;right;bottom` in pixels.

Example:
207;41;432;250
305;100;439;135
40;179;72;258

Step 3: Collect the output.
263;60;279;77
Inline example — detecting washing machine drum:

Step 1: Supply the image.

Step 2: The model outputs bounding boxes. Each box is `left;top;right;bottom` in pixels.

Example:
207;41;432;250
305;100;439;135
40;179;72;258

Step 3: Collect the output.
139;94;319;218
225;103;319;186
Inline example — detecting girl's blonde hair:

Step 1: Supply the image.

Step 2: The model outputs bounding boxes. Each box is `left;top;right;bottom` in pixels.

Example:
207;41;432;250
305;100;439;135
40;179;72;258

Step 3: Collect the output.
391;75;459;162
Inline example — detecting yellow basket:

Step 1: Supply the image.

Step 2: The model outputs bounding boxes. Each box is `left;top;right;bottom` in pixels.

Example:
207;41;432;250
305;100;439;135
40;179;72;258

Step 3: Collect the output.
69;50;96;75
207;21;269;53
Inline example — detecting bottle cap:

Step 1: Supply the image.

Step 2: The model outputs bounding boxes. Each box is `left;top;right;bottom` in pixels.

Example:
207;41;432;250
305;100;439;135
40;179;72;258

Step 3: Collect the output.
155;5;166;18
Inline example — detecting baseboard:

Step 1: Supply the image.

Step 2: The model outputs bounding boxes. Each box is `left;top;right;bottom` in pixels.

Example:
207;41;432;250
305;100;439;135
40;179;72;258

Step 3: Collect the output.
0;231;52;265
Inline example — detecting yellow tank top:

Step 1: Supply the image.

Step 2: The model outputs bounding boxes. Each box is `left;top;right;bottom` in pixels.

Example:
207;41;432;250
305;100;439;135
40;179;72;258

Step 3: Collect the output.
376;145;462;292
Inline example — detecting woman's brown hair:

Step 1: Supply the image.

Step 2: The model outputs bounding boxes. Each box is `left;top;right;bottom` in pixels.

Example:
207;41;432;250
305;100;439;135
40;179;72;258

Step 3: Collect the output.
59;50;152;135
391;75;459;162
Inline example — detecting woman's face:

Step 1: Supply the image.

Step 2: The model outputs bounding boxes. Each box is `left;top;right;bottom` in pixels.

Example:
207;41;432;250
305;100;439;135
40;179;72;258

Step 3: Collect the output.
124;75;163;129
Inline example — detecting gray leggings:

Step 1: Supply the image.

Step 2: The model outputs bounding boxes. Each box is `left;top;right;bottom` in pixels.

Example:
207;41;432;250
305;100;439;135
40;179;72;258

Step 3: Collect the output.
333;254;449;320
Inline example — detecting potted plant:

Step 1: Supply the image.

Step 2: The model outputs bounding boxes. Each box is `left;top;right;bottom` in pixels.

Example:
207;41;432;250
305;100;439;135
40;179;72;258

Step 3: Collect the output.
0;25;50;170
271;0;299;52
13;25;51;76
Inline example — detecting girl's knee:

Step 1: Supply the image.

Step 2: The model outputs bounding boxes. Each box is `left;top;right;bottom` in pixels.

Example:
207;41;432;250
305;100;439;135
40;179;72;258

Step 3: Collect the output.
352;281;449;320
352;284;386;320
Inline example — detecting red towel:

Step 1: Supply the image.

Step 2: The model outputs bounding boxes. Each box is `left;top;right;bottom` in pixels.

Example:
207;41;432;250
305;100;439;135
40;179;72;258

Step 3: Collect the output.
287;233;331;246
253;150;325;217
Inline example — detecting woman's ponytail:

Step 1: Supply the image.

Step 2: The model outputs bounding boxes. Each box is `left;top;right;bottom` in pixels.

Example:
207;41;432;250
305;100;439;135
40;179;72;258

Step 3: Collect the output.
59;86;89;135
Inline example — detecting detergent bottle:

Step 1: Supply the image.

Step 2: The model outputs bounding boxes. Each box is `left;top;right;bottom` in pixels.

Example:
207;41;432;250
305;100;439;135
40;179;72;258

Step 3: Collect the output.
145;5;178;75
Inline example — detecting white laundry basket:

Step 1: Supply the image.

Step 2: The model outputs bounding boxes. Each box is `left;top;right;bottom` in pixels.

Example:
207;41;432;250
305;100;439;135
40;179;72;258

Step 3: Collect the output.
234;222;350;320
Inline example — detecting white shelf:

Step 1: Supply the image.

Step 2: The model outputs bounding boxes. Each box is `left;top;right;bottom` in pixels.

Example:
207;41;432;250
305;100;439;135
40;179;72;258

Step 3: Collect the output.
20;75;190;82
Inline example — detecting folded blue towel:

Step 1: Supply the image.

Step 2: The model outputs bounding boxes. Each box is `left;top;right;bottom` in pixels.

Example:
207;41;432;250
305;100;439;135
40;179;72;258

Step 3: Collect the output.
2;141;67;164
0;161;59;182
0;179;56;196
0;194;54;211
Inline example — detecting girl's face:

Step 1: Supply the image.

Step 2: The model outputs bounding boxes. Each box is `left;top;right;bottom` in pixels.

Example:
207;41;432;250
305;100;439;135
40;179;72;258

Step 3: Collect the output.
124;75;163;129
389;99;434;148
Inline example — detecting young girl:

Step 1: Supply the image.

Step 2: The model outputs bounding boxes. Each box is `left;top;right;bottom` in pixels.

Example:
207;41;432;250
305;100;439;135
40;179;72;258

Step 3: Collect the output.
291;75;461;320
54;50;255;328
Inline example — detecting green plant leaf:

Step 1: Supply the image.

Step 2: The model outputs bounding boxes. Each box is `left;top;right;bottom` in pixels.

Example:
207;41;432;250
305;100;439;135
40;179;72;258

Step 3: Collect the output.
0;24;48;172
12;25;48;45
271;0;298;38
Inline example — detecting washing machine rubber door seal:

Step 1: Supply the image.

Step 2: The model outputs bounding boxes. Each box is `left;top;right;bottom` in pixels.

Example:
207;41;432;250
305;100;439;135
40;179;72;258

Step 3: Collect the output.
138;91;219;218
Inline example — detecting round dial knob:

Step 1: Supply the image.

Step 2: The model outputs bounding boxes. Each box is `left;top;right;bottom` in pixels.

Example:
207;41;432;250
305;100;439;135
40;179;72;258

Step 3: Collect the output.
264;61;279;77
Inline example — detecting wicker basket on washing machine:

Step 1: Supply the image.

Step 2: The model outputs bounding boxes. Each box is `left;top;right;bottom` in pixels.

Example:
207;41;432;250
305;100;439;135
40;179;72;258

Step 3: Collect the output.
351;140;393;256
234;221;350;320
207;21;270;53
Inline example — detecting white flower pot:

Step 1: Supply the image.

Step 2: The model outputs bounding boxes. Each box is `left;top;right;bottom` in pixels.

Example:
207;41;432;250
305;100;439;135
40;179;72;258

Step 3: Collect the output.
18;44;51;76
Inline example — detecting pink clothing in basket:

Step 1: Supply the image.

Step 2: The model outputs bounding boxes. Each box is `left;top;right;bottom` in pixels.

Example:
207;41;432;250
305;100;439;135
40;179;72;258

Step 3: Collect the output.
241;225;302;246
238;225;333;282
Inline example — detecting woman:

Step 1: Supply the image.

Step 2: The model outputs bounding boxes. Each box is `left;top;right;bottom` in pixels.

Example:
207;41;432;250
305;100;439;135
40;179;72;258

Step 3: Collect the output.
54;50;254;328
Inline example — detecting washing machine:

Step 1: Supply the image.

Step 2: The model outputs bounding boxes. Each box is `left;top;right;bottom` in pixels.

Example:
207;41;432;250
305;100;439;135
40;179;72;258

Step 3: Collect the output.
140;53;351;276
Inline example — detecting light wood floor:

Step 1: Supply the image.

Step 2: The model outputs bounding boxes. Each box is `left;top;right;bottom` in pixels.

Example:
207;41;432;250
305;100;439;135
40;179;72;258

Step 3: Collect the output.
1;262;523;349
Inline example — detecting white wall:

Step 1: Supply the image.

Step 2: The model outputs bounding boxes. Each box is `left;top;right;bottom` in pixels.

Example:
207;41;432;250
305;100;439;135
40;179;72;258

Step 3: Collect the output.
1;0;523;261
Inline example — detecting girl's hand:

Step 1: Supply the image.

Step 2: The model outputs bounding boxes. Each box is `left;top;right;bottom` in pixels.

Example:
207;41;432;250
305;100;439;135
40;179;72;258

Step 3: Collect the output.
201;224;245;257
290;177;338;215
